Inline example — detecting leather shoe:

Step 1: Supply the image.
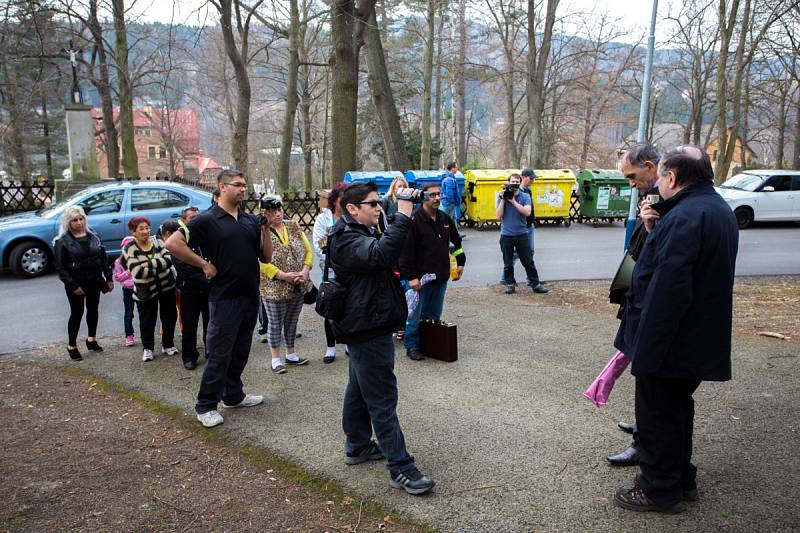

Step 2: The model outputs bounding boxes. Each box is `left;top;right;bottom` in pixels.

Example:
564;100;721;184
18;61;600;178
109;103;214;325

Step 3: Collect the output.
606;445;640;466
532;283;549;294
618;421;636;434
406;348;424;361
183;360;197;370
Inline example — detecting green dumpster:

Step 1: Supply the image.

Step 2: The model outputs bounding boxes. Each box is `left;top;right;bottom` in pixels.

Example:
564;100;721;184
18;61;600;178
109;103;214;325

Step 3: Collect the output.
576;169;633;222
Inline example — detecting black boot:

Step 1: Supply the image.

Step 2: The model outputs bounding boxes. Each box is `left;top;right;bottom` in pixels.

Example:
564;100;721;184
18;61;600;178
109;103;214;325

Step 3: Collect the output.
67;347;83;361
85;339;103;352
606;444;640;466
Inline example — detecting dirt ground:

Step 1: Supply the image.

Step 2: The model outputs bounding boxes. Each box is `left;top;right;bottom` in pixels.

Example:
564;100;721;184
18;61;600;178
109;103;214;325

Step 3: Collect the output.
538;275;800;343
0;362;424;533
2;276;797;532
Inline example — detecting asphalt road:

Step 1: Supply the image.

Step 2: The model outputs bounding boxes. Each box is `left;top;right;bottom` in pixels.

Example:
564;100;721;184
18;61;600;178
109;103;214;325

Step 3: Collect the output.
1;221;798;353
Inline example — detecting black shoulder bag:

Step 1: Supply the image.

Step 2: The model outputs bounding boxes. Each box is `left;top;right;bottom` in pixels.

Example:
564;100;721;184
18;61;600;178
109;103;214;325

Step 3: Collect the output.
315;233;348;320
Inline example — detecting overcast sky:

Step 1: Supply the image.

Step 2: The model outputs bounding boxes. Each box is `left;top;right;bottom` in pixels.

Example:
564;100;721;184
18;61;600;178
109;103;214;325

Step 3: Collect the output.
129;0;681;44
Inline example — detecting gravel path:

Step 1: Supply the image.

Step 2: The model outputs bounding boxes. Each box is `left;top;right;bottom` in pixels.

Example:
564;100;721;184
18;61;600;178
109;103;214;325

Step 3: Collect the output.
10;285;799;532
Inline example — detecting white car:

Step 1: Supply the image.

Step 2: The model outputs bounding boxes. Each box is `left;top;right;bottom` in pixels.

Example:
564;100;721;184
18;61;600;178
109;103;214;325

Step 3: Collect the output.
716;170;800;228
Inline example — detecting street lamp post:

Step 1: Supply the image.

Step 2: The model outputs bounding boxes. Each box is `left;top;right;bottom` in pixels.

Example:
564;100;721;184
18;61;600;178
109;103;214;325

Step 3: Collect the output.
625;0;659;249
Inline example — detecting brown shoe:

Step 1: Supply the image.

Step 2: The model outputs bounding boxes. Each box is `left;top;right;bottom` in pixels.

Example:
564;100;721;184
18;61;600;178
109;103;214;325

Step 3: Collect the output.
613;485;684;514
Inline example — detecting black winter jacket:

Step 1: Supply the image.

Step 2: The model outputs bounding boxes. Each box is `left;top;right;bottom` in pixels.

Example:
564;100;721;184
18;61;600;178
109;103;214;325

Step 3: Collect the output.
614;180;739;381
329;213;411;343
399;209;465;284
54;231;112;293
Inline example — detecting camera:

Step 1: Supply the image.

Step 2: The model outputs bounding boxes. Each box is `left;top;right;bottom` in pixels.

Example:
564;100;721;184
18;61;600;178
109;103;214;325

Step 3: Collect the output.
260;195;283;210
502;183;519;200
395;190;431;204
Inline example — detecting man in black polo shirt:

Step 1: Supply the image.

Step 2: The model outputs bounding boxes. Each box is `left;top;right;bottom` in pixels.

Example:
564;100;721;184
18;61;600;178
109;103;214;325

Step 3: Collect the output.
166;169;273;428
399;182;465;361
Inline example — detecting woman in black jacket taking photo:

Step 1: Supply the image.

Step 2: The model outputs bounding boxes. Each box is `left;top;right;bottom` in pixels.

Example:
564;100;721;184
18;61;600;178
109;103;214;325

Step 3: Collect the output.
54;206;114;361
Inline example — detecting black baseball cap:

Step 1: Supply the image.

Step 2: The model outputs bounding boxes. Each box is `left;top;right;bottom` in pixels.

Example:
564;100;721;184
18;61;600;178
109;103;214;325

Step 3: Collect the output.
521;168;534;178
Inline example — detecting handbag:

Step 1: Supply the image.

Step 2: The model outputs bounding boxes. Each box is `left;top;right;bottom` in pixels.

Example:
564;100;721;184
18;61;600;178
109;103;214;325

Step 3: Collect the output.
303;283;318;304
609;251;635;305
420;320;458;362
314;234;347;320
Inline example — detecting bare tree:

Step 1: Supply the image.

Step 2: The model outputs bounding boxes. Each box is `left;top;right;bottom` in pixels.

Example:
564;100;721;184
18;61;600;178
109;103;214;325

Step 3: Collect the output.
111;0;138;177
208;0;264;175
526;0;559;167
363;7;411;171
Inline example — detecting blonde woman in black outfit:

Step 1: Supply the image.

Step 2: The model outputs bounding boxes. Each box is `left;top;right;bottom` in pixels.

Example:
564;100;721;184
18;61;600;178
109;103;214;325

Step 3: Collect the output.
54;206;114;361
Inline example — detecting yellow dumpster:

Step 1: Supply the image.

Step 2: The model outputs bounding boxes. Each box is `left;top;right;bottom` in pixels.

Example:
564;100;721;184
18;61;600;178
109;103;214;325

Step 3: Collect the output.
464;169;519;225
531;169;576;226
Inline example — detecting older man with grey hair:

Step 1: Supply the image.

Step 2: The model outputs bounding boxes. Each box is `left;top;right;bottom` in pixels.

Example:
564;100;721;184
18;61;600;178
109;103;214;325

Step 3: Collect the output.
606;143;661;468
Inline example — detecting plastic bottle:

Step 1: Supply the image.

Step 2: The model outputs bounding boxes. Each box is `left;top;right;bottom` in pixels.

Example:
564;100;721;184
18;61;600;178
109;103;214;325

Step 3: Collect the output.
449;255;458;280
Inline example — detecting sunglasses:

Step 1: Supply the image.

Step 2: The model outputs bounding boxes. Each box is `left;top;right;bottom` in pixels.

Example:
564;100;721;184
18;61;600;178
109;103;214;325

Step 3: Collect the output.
356;200;380;208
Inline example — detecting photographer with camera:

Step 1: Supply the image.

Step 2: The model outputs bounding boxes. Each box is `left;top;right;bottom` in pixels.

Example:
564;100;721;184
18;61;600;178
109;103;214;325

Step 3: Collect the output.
399;183;465;361
329;182;436;496
495;173;548;295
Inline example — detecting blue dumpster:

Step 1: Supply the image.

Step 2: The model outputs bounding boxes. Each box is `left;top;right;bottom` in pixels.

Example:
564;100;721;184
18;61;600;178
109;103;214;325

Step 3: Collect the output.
404;170;465;196
343;171;404;195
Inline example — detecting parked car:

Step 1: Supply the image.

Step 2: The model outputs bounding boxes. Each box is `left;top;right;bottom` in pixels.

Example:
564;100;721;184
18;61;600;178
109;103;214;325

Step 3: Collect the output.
716;170;800;229
0;181;212;278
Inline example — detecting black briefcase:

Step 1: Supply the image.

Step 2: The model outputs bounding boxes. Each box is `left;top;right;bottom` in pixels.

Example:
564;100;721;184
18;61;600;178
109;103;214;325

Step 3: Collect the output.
419;320;458;362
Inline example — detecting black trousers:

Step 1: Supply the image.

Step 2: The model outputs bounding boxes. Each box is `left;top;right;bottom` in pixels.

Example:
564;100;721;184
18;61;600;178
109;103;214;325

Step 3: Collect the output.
179;290;209;363
324;318;336;348
136;289;177;351
196;295;259;414
65;286;101;346
499;234;540;286
635;374;701;507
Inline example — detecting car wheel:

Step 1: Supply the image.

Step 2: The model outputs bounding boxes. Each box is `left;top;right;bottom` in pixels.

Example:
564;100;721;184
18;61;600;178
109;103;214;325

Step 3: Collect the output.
734;207;753;229
10;240;50;278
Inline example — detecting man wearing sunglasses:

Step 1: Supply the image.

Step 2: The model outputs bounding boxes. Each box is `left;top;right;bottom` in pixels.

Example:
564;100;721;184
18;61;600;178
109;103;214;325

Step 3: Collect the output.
329;181;436;496
166;169;273;428
399;183;465;361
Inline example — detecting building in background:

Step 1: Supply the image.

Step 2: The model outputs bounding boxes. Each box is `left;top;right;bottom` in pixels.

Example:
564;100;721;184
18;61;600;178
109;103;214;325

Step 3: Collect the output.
92;104;200;180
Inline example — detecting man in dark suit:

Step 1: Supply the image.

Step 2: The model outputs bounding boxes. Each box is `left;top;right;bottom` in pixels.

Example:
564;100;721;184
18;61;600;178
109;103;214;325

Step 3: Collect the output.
612;146;739;513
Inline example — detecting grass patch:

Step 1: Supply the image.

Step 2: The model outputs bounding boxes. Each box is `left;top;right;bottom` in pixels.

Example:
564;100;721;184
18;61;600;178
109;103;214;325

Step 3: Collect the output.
59;364;437;533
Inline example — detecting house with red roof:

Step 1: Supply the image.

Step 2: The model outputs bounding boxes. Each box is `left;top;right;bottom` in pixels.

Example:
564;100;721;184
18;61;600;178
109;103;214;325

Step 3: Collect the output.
92;104;201;179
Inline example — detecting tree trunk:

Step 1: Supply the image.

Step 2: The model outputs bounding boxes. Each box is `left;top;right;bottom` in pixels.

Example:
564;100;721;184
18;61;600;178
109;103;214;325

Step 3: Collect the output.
433;12;444;165
793;93;800;170
363;9;411;171
776;94;786;168
330;0;358;182
454;0;467;166
526;0;558;168
112;0;139;178
277;0;300;190
218;0;252;174
503;56;516;167
419;0;435;169
40;87;53;181
89;0;119;179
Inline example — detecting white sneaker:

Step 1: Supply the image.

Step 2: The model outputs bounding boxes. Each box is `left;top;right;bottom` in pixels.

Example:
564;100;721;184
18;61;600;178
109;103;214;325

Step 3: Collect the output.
163;347;179;356
142;349;154;362
196;410;224;428
222;394;264;408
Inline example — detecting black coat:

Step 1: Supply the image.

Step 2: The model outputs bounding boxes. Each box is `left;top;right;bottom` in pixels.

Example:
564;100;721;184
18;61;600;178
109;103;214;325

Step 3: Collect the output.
399;208;465;284
614;180;739;381
54;231;112;293
329;213;410;343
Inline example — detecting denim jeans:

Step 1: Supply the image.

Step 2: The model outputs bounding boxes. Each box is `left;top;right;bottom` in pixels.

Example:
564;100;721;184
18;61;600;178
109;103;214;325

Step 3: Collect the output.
502;226;536;284
500;233;540;286
196;295;259;414
343;334;416;476
122;287;135;337
441;203;457;222
404;281;447;351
